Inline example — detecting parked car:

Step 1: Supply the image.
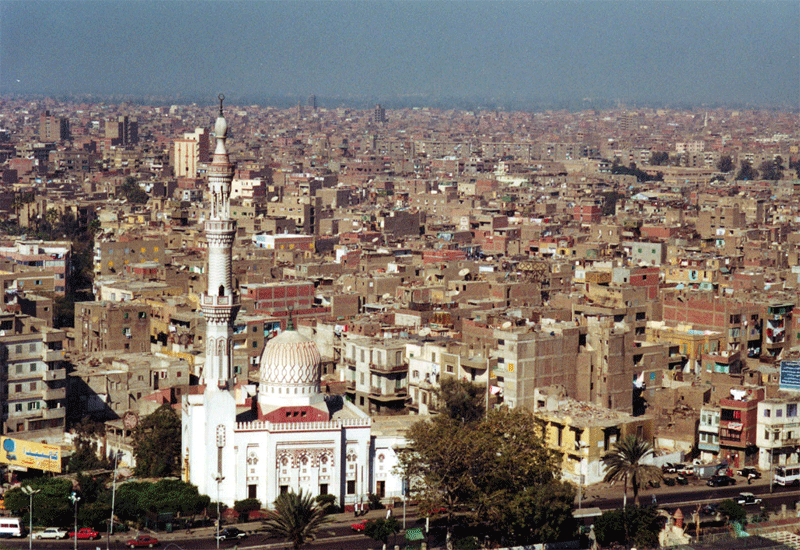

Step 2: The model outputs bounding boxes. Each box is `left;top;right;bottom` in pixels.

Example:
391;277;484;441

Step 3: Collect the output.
701;503;719;516
126;535;160;548
736;492;763;506
707;475;736;487
69;528;100;540
677;465;696;476
35;528;68;540
662;463;681;474
737;467;762;480
351;520;368;532
215;527;247;541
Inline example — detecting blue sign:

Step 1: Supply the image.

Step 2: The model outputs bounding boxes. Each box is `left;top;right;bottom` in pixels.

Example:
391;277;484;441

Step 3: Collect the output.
780;361;800;391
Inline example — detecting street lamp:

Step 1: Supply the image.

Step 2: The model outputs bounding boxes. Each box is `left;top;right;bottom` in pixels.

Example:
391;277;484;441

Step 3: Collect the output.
69;492;80;550
108;450;123;550
212;474;224;550
20;486;40;550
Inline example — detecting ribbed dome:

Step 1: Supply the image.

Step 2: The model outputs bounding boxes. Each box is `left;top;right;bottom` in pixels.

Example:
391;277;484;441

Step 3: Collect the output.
259;330;321;396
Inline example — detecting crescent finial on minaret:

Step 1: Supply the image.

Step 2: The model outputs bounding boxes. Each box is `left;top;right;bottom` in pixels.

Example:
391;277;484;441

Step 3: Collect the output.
218;93;225;116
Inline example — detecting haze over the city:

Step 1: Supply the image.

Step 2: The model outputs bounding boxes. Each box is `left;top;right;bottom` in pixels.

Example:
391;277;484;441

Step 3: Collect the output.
1;0;798;108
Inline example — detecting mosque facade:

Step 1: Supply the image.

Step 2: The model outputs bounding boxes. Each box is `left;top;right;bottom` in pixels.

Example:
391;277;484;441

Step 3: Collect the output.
181;98;403;509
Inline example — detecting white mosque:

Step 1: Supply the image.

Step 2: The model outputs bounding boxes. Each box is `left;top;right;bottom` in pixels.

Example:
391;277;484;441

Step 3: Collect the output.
181;97;405;509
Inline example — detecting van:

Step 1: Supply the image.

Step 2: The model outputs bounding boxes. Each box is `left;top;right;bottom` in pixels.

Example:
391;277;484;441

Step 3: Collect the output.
0;517;23;538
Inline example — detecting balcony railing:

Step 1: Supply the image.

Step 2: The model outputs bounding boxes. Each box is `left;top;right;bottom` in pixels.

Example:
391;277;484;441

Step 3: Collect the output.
369;362;408;374
369;387;408;400
42;387;66;401
42;407;66;420
42;369;66;382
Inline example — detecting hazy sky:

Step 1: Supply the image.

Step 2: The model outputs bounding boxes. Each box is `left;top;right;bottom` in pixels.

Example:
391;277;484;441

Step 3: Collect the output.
1;0;798;107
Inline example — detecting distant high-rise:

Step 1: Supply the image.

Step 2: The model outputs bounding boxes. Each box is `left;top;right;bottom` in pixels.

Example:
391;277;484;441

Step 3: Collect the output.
39;111;70;142
373;104;386;124
106;116;138;146
173;128;209;178
308;95;317;110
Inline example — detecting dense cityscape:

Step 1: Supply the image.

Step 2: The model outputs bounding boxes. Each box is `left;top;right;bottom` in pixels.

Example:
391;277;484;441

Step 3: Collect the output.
0;91;797;550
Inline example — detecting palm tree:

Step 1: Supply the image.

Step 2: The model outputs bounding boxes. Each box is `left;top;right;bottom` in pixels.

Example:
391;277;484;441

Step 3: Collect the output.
261;490;331;550
601;434;662;507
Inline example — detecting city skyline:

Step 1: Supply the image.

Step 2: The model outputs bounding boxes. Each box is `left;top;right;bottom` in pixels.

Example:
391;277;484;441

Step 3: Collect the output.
1;0;798;109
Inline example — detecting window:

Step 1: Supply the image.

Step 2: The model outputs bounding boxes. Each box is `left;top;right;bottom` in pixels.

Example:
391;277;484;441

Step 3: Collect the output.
347;480;356;494
777;409;784;418
29;363;36;372
29;382;36;391
764;409;771;417
789;404;797;417
14;404;22;412
15;384;21;393
15;365;22;374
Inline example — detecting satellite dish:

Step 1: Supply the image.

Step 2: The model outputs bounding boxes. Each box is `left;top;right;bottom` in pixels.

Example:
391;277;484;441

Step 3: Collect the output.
382;293;391;300
458;268;470;277
271;196;279;202
419;327;431;337
486;257;493;261
372;237;379;242
501;321;512;329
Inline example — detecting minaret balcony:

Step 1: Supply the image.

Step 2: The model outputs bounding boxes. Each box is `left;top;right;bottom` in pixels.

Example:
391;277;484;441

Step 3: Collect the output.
205;219;236;233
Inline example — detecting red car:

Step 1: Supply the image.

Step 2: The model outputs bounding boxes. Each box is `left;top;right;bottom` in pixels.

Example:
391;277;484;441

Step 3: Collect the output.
351;520;368;532
126;535;160;548
69;528;100;540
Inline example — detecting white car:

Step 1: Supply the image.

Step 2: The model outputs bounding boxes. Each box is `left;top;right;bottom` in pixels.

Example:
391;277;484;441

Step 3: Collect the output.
35;528;68;540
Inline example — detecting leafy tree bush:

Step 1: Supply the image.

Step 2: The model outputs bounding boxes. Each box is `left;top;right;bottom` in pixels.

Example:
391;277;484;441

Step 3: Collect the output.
718;499;747;525
436;377;486;424
363;517;400;546
736;160;758;181
717;154;734;173
132;404;181;477
314;494;339;514
594;505;661;549
397;408;573;548
234;497;262;520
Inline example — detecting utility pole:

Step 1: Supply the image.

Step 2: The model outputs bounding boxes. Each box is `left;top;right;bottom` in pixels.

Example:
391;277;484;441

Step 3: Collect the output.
21;486;40;550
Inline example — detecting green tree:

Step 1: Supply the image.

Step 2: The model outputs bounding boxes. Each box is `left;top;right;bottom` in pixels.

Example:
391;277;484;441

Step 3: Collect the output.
735;160;758;181
718;499;747;525
601;434;662;506
436;377;485;424
363;517;401;547
397;408;571;549
68;418;109;472
234;497;262;520
648;151;670;166
3;478;75;528
118;176;149;204
132;404;181;477
594;505;661;549
758;159;783;181
261;490;331;550
717;154;734;173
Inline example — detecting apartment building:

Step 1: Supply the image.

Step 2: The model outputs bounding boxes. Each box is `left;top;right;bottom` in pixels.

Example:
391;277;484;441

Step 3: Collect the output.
0;313;67;443
75;301;151;354
342;336;409;414
757;395;800;472
0;240;71;295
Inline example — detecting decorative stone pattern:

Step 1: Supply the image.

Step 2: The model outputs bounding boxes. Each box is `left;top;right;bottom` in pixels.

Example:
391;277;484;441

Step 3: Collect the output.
259;331;321;391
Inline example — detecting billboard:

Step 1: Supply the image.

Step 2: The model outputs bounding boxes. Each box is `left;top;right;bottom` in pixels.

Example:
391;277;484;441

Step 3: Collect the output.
0;437;61;473
780;360;800;392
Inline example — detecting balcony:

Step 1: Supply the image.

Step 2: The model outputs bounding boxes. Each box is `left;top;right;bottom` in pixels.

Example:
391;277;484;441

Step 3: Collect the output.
42;387;66;401
369;362;408;374
42;369;66;382
42;407;66;420
44;349;65;362
369;387;408;401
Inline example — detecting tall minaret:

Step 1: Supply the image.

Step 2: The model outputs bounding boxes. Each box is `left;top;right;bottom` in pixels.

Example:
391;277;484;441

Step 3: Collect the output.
202;94;240;390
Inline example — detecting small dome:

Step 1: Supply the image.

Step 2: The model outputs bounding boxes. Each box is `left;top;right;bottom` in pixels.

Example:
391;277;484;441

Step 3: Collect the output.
259;330;321;394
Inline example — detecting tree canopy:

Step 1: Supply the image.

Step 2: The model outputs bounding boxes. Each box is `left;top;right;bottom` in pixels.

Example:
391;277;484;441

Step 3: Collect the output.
758;159;783;181
261;490;331;550
118;176;149;204
132;404;181;477
717;154;734;173
735;160;758;181
396;407;574;549
601;434;662;506
436;377;485;424
593;505;661;549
